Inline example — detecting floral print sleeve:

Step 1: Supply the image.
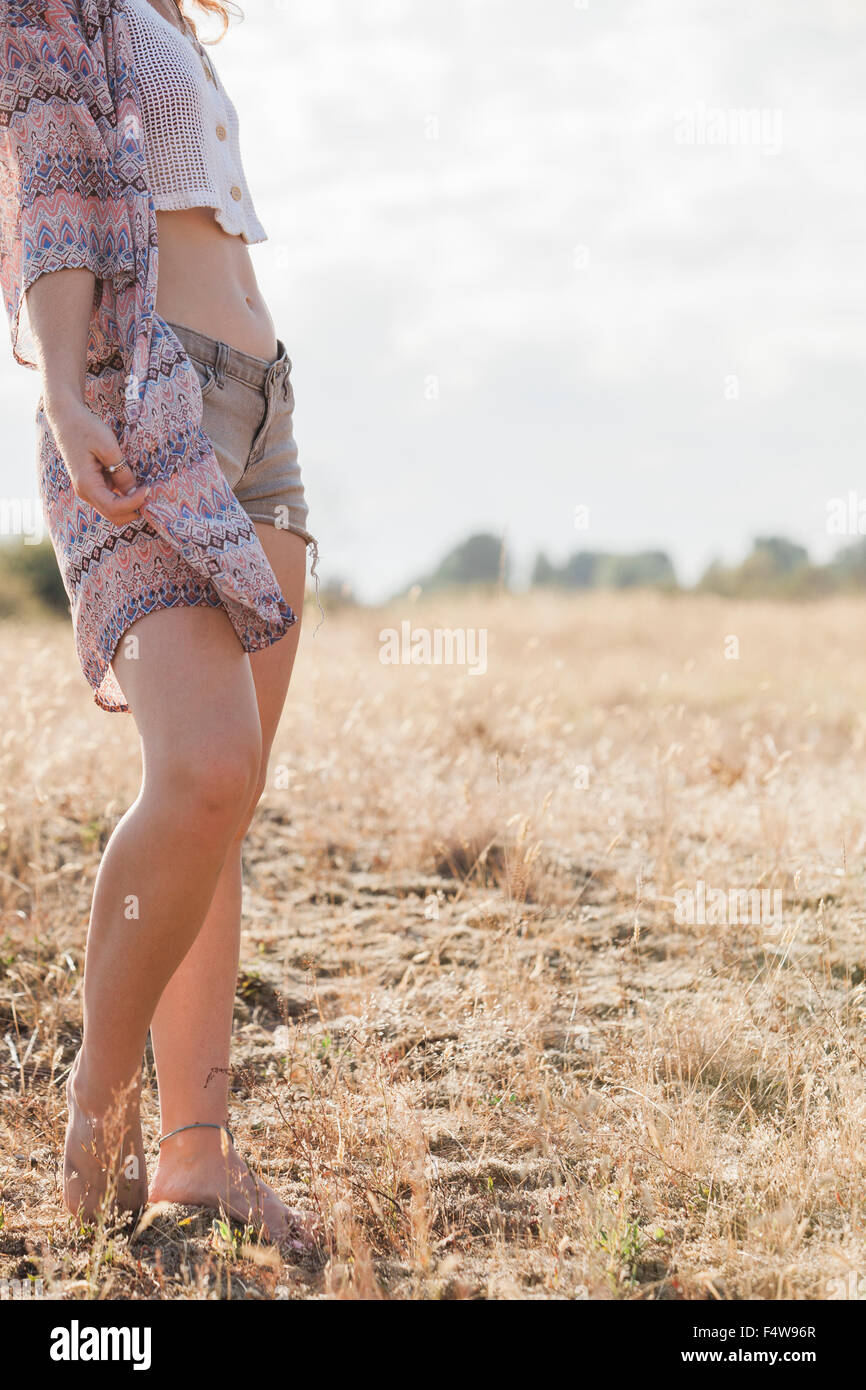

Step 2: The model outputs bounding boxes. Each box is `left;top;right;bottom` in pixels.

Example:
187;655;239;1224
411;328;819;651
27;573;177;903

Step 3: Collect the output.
0;0;296;711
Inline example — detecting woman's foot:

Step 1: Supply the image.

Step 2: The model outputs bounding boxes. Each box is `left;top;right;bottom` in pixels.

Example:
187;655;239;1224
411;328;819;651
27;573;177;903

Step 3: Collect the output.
149;1126;320;1252
63;1054;148;1222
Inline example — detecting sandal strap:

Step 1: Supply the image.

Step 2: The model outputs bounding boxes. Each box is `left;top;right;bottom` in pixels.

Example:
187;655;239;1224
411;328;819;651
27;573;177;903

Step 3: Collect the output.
158;1122;235;1147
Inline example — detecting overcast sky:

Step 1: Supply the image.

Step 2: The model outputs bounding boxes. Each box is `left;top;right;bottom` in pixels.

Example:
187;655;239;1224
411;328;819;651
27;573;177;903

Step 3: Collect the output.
2;0;866;598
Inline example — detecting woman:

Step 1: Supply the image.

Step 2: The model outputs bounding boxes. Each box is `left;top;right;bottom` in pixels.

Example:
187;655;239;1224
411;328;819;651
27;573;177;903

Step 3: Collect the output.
0;0;318;1245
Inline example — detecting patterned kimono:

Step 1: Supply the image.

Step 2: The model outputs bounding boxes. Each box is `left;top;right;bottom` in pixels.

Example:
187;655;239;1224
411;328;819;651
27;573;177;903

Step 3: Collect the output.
0;0;296;711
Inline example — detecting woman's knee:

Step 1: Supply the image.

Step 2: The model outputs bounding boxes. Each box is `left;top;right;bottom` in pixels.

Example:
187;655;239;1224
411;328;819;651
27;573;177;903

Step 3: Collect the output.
150;727;262;832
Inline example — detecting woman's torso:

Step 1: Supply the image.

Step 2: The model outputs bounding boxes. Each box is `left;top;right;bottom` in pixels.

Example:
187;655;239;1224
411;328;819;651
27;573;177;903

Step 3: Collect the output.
129;0;278;360
154;208;277;360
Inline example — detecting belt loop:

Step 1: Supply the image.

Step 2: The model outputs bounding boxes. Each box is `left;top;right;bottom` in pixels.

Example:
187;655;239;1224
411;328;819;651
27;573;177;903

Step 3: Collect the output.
214;340;230;387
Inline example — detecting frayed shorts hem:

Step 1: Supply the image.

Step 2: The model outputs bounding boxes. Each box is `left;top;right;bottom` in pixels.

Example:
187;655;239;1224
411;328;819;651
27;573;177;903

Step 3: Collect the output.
243;514;317;550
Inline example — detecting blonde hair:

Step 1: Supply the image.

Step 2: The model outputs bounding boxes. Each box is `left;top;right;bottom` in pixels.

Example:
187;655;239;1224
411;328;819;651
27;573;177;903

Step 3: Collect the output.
178;1;242;41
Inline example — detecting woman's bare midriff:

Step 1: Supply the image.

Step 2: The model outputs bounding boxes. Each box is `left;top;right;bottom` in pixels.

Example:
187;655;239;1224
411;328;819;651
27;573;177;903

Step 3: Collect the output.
155;206;278;361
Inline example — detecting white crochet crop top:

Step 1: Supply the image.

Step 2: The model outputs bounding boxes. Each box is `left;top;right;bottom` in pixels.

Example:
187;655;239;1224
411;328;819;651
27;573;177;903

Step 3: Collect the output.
124;0;267;245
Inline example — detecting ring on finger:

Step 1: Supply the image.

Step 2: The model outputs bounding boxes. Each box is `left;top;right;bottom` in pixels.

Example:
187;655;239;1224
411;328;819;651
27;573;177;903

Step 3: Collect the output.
104;461;130;476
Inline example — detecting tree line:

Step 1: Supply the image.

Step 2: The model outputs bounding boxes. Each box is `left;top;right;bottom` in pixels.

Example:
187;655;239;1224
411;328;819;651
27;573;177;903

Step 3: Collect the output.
408;532;866;599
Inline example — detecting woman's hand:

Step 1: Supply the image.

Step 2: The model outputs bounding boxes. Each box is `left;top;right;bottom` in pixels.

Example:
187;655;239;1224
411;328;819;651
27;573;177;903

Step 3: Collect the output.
28;268;148;524
45;387;151;525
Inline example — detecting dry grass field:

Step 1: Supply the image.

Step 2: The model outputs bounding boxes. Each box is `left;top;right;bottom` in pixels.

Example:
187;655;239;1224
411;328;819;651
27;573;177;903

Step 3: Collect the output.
2;588;866;1300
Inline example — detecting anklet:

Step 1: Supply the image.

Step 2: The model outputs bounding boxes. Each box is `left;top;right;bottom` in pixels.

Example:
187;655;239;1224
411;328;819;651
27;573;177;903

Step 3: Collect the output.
158;1122;235;1147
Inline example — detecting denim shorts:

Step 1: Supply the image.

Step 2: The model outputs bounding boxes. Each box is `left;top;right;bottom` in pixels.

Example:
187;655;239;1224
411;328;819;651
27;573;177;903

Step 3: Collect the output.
167;320;315;554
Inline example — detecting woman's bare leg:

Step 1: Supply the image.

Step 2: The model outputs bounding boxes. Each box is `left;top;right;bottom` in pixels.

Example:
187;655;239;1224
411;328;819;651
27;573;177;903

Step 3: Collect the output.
148;529;311;1242
64;603;262;1221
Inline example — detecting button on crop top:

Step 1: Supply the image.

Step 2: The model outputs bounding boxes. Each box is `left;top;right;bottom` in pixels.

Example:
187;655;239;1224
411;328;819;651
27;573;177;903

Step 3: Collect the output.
124;0;267;244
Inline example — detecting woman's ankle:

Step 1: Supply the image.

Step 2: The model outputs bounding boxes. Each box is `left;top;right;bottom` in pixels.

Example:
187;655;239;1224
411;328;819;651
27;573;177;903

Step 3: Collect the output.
70;1048;141;1121
156;1122;234;1163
